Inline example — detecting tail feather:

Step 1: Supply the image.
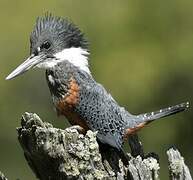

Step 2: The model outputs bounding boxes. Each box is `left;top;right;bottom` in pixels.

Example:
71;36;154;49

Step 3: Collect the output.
137;102;189;123
124;102;189;140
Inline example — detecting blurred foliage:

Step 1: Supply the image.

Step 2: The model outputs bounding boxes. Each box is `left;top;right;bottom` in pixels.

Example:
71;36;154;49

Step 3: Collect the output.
0;0;192;179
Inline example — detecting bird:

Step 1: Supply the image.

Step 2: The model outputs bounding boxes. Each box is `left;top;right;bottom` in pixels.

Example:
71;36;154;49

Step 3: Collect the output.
6;14;189;153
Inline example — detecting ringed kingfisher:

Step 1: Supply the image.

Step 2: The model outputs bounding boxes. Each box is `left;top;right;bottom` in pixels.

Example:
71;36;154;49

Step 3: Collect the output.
6;14;189;153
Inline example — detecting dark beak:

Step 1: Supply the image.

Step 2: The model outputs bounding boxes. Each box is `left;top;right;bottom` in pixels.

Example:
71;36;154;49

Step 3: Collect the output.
6;54;42;80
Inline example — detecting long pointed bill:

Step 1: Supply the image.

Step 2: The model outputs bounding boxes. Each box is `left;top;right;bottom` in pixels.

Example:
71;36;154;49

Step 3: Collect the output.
6;54;41;80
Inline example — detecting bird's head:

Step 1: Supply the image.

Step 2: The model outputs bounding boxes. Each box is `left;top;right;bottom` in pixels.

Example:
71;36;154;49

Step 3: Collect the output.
6;14;89;80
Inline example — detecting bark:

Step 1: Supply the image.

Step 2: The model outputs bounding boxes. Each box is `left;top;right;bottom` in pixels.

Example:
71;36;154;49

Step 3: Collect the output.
0;171;8;180
167;148;192;180
9;112;191;180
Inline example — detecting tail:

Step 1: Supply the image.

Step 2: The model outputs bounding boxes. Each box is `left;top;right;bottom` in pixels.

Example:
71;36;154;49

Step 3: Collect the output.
137;102;189;123
125;102;189;153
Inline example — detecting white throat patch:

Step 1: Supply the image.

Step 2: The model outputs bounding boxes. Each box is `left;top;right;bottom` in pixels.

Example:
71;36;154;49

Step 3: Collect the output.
37;47;90;74
55;47;90;74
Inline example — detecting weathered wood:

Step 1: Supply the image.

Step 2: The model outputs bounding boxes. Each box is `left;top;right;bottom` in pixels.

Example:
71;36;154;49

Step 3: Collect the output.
0;171;8;180
167;148;192;180
15;112;191;180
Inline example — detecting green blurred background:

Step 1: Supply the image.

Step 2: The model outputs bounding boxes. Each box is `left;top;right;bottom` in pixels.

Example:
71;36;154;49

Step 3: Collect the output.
0;0;192;179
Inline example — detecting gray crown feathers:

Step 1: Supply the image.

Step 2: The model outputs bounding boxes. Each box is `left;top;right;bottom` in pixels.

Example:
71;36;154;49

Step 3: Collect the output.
30;13;88;49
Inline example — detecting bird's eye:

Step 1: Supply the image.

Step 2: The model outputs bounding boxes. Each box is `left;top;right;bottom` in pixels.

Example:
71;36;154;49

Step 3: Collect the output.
41;41;51;50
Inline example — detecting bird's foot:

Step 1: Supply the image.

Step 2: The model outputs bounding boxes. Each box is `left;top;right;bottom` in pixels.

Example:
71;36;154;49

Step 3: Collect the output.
67;125;87;135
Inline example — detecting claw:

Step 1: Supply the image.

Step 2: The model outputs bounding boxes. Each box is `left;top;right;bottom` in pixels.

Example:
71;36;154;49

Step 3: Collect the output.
67;125;87;135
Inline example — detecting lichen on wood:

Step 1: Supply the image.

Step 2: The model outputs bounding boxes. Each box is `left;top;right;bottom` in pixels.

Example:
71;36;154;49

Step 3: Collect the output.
14;112;192;180
167;148;192;180
0;171;8;180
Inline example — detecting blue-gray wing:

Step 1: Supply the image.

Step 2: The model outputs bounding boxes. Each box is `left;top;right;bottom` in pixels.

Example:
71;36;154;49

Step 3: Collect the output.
75;76;128;150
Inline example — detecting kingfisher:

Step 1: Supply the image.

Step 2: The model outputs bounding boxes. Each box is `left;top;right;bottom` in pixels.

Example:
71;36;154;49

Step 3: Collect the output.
6;14;189;152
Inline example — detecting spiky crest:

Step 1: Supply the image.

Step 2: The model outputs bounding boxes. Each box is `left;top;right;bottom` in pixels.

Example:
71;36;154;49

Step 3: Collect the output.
30;13;88;49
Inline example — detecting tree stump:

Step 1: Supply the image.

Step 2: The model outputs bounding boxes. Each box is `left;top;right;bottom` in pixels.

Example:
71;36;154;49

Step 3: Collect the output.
2;112;191;180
